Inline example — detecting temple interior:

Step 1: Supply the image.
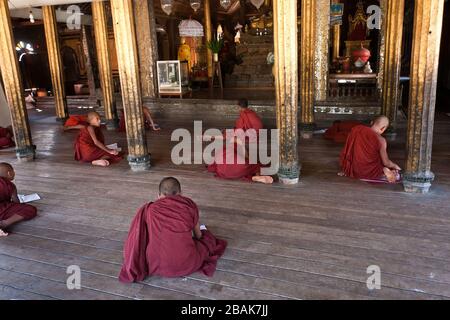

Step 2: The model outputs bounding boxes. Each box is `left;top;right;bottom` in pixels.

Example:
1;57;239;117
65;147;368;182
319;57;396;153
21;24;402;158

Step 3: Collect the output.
0;0;450;300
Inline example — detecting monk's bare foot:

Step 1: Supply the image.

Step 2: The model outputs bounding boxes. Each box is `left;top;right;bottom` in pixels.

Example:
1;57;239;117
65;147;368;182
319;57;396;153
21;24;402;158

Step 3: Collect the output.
337;171;345;177
383;167;397;183
92;159;110;167
252;176;274;184
0;222;8;237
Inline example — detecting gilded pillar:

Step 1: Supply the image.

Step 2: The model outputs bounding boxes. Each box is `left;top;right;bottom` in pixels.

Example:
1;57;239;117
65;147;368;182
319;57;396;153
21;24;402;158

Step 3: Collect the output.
377;0;386;92
92;0;118;129
314;0;330;102
381;0;404;132
300;0;316;138
42;6;68;121
110;0;150;171
0;0;35;160
331;0;341;61
204;0;213;87
273;0;299;184
403;0;445;194
134;0;158;98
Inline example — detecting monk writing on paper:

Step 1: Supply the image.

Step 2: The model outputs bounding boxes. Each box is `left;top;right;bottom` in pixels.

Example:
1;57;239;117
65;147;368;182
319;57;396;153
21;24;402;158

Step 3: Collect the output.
207;99;273;184
0;163;37;237
339;116;401;183
119;177;227;282
74;112;122;167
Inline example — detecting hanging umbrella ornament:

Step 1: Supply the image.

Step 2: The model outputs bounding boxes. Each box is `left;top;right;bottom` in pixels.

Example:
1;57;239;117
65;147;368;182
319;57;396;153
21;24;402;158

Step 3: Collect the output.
160;0;173;16
178;19;204;37
250;0;265;10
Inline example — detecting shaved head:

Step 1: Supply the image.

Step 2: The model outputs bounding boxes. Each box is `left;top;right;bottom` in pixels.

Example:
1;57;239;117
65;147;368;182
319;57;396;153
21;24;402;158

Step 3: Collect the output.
0;162;14;180
87;112;101;121
372;115;389;128
159;177;181;196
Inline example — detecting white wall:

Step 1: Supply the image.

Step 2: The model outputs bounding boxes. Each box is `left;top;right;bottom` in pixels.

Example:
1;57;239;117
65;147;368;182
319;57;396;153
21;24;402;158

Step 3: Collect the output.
0;86;12;128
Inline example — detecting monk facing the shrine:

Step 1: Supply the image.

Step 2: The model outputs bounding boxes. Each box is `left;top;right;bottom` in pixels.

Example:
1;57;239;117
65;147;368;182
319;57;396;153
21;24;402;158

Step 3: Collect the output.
119;177;227;282
74;112;122;167
0;163;37;237
339;116;401;183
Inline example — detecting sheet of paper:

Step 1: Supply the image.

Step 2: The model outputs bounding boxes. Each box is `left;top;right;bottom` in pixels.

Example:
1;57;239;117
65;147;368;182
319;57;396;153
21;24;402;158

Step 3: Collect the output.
18;193;41;204
106;143;122;153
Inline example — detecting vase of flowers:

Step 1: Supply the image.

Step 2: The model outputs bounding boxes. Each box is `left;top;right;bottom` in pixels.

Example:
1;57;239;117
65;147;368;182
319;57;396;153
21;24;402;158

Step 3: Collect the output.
207;39;224;62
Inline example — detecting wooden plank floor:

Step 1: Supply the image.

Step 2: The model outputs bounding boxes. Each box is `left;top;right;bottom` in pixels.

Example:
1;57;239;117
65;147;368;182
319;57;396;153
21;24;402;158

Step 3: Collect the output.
0;108;450;300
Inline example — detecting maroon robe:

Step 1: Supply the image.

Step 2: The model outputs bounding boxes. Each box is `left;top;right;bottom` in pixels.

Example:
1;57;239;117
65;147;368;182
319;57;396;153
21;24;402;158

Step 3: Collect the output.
119;195;227;282
0;178;37;222
324;121;362;144
74;126;122;163
118;110;151;132
235;108;263;133
340;125;385;180
0;127;14;149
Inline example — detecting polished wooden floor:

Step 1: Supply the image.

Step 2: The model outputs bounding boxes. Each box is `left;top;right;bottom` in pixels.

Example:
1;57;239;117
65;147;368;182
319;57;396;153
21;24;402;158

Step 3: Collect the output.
0;108;449;300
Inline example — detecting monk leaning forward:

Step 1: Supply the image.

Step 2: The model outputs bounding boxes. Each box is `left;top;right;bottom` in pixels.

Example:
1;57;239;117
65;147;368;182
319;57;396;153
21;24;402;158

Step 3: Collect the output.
339;116;401;183
119;177;227;282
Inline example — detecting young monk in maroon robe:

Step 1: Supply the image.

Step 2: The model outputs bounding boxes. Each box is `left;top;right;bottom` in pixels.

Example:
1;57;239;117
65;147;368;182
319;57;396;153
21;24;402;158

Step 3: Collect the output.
324;120;362;144
74;112;122;167
118;107;160;132
339;116;401;183
119;177;227;282
0;126;14;149
0;163;37;237
63;115;88;131
234;98;263;136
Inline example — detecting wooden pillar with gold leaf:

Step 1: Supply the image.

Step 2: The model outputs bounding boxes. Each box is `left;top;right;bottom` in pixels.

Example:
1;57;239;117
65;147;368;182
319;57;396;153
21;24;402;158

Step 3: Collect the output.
204;0;213;88
314;0;330;102
134;0;158;98
110;0;150;171
403;0;445;194
381;0;404;133
0;0;35;160
331;0;341;61
42;6;68;121
273;0;300;184
299;0;316;139
92;0;118;130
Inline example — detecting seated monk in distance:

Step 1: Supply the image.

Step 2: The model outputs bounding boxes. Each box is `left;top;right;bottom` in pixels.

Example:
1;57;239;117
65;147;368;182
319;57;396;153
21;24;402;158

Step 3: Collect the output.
119;177;227;282
74;112;122;167
63;115;89;131
118;107;160;132
339;116;401;183
0;126;15;149
205;99;273;184
324;120;362;144
0;163;37;237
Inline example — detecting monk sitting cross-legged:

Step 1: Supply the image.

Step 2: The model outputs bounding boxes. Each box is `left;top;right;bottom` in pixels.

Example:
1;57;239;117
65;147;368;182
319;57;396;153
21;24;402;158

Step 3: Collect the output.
119;177;227;282
74;112;122;167
339;116;401;183
0;126;15;149
0;163;37;237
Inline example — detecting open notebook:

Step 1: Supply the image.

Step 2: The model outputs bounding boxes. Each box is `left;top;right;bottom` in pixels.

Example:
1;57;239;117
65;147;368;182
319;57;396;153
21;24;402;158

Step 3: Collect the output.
18;193;41;204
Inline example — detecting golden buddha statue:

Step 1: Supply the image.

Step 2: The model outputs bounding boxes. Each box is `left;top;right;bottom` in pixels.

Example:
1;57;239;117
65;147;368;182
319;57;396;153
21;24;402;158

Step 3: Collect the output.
178;37;192;69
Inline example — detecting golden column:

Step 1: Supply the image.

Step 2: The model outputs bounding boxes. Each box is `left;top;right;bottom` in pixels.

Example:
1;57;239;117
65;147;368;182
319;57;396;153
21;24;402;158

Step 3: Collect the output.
110;0;150;171
331;0;341;61
204;0;213;88
300;0;316;139
403;0;445;194
134;0;159;98
381;0;404;133
273;0;299;184
92;0;118;129
314;0;330;102
0;0;34;160
42;6;68;121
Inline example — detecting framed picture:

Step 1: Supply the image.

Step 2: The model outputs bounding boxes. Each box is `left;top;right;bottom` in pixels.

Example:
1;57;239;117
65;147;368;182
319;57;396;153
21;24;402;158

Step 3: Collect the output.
157;60;192;98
